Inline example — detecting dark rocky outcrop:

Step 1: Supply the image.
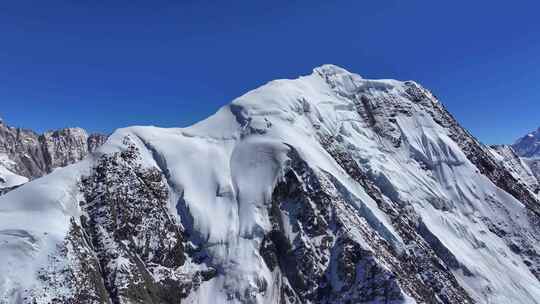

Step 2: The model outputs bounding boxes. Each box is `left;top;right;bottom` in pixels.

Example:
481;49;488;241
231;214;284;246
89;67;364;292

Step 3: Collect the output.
33;138;215;304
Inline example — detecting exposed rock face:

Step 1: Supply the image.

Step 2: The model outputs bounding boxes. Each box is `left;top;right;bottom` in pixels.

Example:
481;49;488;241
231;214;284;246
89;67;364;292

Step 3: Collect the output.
525;158;540;184
31;138;215;303
40;128;104;172
88;133;108;153
2;65;540;304
262;146;472;303
0;119;107;180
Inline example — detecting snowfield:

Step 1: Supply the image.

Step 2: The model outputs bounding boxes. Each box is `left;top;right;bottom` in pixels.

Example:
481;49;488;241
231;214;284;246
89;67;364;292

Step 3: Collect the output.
1;65;540;304
0;154;28;192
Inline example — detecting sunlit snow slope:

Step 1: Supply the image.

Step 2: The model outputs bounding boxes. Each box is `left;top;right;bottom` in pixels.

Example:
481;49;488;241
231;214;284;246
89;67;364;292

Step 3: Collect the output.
1;65;540;304
489;145;539;195
0;154;28;194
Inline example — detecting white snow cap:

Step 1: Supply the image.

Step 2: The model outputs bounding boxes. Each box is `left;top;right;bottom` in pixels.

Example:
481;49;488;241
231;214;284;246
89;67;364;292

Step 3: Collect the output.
313;64;362;78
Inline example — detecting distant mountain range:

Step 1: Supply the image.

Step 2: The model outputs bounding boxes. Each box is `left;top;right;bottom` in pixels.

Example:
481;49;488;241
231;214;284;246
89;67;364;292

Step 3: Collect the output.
0;118;106;193
514;127;540;158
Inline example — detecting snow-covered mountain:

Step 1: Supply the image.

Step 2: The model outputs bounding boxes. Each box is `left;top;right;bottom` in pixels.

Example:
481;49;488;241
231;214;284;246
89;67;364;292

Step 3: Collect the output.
514;127;540;158
489;145;539;194
0;119;106;193
2;65;540;304
512;128;540;185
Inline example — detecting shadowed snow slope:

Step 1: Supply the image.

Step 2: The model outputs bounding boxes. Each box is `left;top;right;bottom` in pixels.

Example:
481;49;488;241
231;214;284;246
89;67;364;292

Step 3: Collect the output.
1;65;540;304
514;127;540;158
512;128;540;190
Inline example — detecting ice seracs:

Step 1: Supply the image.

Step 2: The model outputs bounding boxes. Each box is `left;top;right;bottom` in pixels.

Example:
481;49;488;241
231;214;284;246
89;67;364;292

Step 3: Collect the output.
2;65;540;304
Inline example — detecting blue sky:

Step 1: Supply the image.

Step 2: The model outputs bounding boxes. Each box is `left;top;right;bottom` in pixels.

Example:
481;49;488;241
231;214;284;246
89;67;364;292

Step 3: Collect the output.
1;1;539;144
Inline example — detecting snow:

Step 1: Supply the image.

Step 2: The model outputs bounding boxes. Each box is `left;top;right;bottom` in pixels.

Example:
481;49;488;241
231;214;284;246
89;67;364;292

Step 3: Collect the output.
1;64;540;303
488;145;539;192
0;159;91;301
0;154;28;190
514;127;540;158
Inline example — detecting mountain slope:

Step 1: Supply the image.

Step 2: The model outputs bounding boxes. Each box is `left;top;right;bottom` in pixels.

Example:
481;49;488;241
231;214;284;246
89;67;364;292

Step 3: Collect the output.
1;65;540;304
489;145;539;194
0;153;28;194
513;128;540;185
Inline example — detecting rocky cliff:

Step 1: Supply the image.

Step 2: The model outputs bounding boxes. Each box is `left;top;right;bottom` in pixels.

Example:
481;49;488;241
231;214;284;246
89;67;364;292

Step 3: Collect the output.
0;119;106;193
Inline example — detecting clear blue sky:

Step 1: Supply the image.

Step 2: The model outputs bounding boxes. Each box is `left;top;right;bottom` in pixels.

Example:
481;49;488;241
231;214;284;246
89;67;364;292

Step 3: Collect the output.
1;1;539;144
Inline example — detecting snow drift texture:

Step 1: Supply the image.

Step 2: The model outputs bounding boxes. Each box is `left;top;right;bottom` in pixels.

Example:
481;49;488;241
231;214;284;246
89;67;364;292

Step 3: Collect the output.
1;65;540;304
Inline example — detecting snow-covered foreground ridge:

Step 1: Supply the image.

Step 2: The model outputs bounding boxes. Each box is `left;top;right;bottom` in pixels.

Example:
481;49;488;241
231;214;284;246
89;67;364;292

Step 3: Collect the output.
2;65;540;304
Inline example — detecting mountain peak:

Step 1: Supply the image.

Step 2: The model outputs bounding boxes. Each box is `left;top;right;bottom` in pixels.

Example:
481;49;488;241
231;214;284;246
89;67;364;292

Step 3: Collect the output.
525;127;540;137
514;127;540;158
313;64;361;78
